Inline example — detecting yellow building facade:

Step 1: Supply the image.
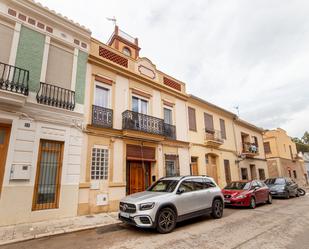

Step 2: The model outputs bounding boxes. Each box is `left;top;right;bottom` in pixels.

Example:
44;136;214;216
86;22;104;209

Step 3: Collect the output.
263;128;307;186
78;27;191;214
187;96;268;188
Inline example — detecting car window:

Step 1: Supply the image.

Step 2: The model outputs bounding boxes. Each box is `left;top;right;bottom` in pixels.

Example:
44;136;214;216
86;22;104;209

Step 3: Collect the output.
147;180;178;192
251;181;258;188
204;178;216;188
178;180;195;193
224;182;251;190
256;180;264;187
265;178;286;185
192;178;205;190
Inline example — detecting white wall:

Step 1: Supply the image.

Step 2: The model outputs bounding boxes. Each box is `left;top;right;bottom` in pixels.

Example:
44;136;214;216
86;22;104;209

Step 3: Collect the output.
175;99;188;142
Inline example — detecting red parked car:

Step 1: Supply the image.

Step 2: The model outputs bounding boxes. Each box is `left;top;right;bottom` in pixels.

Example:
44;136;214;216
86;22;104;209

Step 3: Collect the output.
222;180;272;209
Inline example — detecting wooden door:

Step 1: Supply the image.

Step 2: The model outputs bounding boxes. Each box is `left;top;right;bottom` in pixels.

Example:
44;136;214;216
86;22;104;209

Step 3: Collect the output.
129;162;150;194
191;163;198;176
207;155;218;183
0;124;11;195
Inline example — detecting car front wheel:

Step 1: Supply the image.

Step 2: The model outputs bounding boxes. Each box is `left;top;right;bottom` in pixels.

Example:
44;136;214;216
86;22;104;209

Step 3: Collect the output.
211;199;223;219
156;208;176;234
267;193;272;204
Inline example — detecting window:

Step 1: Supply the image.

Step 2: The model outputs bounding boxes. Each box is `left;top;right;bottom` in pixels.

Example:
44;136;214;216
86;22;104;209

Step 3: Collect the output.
33;140;64;211
289;145;293;160
165;160;178;177
253;136;258;147
132;96;148;114
95;85;110;108
220;119;226;139
241;168;248;180
193;178;205;190
178;180;195;193
148;179;178;192
204;178;216;188
188;107;197;131
258;169;266;180
293;170;297;179
204;113;214;132
164;108;173;125
122;47;131;56
91;146;109;180
224;160;231;184
263;142;271;154
288;170;292;178
45;41;74;89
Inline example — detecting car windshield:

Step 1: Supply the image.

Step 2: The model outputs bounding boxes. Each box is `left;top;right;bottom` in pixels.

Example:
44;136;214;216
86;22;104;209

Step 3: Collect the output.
224;182;251;190
265;178;285;185
147;179;179;192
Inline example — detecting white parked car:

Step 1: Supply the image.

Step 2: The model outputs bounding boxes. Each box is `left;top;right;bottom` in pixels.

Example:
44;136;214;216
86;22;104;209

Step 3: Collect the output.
119;175;224;233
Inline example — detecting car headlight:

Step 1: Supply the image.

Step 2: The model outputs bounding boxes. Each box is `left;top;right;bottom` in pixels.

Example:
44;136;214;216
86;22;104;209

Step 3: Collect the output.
139;202;155;211
235;194;247;199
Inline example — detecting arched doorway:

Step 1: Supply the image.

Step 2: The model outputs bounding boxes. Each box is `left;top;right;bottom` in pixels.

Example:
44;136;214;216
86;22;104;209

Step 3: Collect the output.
206;153;218;183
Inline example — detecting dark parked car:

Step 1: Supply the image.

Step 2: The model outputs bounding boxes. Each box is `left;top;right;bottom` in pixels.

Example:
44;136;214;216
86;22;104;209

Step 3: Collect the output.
265;177;299;198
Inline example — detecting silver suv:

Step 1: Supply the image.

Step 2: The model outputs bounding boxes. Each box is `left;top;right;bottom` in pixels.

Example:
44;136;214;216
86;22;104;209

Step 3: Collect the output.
119;175;224;233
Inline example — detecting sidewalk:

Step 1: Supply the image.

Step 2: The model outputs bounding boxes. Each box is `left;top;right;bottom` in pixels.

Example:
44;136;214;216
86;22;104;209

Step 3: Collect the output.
0;212;120;246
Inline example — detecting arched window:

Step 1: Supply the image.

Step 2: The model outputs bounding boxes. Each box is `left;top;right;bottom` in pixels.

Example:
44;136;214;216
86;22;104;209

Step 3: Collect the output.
122;47;131;56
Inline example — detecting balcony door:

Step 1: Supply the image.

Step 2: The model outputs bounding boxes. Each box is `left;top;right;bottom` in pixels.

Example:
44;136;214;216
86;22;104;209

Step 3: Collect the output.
0;124;11;196
95;85;110;108
132;96;148;114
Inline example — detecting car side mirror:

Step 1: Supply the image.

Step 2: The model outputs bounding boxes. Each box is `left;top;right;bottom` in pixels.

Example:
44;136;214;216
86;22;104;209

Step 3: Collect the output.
177;188;185;195
251;186;259;191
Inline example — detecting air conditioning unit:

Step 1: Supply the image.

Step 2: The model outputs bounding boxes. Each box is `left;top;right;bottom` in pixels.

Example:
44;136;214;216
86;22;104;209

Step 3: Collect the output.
10;164;31;180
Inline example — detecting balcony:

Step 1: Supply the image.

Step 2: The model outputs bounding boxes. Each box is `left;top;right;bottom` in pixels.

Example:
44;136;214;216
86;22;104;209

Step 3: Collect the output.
242;143;259;157
92;105;113;128
122;110;176;139
36;82;75;111
205;129;224;147
0;62;29;96
164;123;176;140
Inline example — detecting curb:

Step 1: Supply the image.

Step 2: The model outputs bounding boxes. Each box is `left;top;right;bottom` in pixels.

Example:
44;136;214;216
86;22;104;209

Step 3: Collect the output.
0;219;121;246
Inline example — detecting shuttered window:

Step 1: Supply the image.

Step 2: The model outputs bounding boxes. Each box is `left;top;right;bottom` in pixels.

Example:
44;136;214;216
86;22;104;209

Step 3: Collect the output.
220;119;226;139
204;113;214;132
0;23;14;64
45;41;74;89
188;107;197;131
263;142;271;154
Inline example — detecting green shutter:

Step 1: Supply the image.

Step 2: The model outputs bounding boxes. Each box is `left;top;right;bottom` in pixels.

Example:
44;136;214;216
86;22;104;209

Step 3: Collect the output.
75;50;88;104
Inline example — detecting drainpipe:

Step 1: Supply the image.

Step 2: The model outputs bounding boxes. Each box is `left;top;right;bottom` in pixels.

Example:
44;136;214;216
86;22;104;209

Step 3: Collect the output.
232;116;241;180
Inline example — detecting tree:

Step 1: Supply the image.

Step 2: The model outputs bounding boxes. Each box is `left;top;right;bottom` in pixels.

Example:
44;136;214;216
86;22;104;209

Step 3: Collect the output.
302;131;309;144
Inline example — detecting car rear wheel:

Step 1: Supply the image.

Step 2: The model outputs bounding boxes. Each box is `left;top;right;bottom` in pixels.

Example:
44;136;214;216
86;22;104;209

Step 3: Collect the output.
267;193;272;204
249;197;256;209
156;208;176;234
211;199;223;219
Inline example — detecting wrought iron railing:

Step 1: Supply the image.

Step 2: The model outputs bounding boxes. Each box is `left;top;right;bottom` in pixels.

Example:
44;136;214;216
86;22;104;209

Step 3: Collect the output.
122;110;164;135
92;105;113;128
0;62;29;95
36;82;75;110
242;142;259;154
164;123;176;140
205;129;224;143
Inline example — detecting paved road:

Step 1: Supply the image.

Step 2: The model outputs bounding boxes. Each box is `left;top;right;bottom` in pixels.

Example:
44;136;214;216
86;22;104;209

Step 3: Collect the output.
2;195;309;249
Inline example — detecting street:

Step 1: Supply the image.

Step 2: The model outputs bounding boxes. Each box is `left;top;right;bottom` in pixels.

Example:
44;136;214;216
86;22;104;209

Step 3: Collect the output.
2;195;309;249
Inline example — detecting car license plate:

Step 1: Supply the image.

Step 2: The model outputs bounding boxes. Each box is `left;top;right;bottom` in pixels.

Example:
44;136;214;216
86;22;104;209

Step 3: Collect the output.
120;212;130;218
224;199;231;203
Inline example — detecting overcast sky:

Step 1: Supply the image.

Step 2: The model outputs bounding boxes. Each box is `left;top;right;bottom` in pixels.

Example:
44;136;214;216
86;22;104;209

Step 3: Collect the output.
38;0;309;137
